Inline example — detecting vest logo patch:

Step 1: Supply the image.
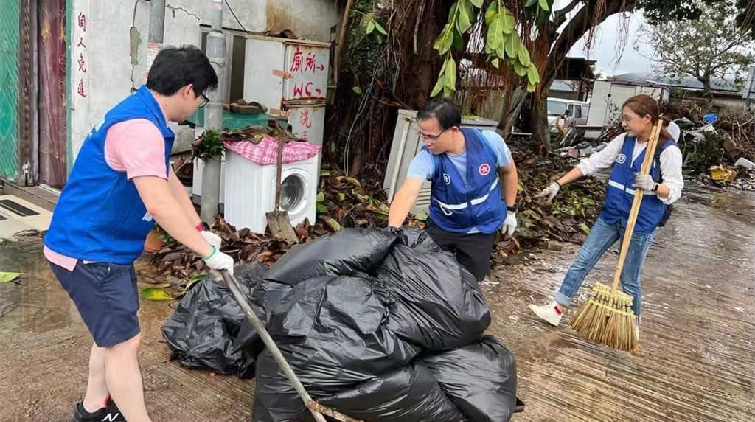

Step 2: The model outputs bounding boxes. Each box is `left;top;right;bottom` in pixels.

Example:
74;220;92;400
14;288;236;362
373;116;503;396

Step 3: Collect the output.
479;163;491;176
142;212;154;222
616;153;627;164
443;173;451;184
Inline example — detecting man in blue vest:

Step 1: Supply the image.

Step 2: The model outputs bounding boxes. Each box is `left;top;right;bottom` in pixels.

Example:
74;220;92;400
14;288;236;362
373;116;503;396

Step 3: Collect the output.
44;46;234;422
388;99;519;281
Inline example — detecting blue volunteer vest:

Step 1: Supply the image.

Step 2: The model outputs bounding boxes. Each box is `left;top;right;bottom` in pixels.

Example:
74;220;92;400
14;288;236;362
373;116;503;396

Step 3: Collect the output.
45;86;175;264
598;135;677;233
428;128;505;234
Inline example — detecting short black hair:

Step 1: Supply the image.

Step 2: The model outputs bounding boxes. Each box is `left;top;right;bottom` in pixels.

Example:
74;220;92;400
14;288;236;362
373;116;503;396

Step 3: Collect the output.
146;45;218;96
417;98;462;130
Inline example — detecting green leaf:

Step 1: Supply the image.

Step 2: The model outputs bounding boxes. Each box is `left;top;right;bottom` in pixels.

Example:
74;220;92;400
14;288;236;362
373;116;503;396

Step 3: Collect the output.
580;223;591;235
352;86;362;95
448;0;460;21
485;2;498;26
320;170;331;176
316;203;329;213
527;64;541;84
505;33;519;58
456;0;474;34
501;8;515;34
513;62;528;77
527;82;537;92
140;288;174;301
366;20;375;34
491;57;500;68
538;0;550;11
518;45;531;67
316;191;325;202
431;78;445;97
0;272;21;283
525;0;538;7
469;0;483;7
344;176;362;187
374;22;388;36
338;192;346;201
487;17;504;51
433;25;454;55
414;211;429;220
322;217;342;232
444;57;457;92
182;274;206;295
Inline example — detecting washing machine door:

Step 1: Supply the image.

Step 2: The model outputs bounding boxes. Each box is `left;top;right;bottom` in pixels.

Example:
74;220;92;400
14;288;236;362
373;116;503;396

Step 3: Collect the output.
280;173;307;212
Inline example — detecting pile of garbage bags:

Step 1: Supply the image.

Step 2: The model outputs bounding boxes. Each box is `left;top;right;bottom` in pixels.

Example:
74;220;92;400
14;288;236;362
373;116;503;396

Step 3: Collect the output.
162;228;522;422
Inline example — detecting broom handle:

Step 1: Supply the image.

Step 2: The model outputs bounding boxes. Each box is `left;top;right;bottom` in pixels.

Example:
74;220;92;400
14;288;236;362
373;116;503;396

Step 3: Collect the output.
611;120;664;291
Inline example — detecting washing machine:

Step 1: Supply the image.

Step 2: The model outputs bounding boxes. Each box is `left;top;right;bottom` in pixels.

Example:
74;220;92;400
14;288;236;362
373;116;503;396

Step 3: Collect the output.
223;150;319;234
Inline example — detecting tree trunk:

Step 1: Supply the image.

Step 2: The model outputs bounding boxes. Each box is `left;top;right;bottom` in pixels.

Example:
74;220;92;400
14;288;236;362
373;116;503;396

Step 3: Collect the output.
514;0;637;151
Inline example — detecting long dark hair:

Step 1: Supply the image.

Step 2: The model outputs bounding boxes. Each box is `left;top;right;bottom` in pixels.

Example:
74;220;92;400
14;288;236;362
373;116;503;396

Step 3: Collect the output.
623;94;673;142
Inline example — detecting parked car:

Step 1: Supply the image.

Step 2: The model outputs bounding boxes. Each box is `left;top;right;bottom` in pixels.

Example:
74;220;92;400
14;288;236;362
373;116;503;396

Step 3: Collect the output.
547;98;589;133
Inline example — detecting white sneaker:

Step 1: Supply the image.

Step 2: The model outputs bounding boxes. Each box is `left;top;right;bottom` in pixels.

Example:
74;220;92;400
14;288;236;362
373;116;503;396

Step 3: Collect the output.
529;301;564;326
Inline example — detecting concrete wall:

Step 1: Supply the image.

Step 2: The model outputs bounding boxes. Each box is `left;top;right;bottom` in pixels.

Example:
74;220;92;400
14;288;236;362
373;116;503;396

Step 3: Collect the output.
70;0;340;161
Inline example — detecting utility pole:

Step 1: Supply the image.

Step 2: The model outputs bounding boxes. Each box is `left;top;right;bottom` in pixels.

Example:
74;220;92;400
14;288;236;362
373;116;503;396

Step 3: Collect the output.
200;0;226;222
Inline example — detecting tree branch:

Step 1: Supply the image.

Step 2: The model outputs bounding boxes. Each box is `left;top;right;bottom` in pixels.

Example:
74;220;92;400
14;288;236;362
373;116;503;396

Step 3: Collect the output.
544;0;638;92
554;0;583;28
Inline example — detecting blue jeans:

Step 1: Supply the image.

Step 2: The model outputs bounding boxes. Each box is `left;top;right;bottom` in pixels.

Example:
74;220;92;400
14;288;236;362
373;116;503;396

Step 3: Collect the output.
554;217;655;316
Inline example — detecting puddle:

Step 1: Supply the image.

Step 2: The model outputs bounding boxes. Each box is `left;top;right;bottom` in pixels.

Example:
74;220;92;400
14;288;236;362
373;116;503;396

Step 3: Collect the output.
0;238;81;334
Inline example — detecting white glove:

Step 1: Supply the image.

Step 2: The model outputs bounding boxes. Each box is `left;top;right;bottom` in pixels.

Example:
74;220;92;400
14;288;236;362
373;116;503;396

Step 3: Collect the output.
501;211;517;237
201;230;223;249
633;174;656;192
535;182;561;203
203;247;235;276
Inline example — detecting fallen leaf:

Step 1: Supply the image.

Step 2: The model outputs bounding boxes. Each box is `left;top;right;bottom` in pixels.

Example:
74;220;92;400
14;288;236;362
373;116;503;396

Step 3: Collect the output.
0;272;21;283
139;288;174;301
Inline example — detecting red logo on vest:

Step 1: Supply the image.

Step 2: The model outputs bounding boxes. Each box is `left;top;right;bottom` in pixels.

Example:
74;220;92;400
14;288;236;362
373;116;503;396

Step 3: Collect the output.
479;163;491;176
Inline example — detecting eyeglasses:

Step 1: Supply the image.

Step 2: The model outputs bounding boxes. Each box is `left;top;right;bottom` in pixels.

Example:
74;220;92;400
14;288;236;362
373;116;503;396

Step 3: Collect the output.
198;93;210;108
418;127;450;143
620;114;634;123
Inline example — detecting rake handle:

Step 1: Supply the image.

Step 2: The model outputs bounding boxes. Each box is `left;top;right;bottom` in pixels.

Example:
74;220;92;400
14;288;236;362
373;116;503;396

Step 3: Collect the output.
611;120;664;291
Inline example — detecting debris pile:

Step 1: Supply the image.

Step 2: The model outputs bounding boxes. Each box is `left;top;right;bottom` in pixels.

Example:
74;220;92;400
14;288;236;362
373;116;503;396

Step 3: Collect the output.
506;138;606;253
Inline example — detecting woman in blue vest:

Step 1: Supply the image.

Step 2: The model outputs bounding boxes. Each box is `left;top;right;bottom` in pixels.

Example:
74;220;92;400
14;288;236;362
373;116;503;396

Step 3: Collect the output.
388;99;520;281
529;94;684;340
44;46;235;422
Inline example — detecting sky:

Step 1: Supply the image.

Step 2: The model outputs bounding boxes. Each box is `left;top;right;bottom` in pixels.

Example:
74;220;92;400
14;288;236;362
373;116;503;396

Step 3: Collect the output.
554;0;655;76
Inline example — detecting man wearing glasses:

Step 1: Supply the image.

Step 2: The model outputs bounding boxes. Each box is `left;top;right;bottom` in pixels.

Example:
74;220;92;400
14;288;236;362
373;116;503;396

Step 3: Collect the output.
388;98;519;282
44;46;234;422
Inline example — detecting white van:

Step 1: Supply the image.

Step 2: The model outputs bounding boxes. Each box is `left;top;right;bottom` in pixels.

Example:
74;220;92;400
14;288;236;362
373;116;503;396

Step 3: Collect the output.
547;98;589;133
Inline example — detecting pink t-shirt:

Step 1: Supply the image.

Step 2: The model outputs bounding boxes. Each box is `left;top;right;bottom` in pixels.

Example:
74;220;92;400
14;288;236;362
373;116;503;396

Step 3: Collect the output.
45;119;168;270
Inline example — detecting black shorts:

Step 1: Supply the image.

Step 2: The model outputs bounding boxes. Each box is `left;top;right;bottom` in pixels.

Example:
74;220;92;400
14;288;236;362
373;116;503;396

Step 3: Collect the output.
49;260;140;347
425;221;496;281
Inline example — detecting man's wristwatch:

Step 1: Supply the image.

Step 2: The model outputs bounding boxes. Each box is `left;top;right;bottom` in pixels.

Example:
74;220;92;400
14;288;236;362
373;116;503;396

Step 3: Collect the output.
652;183;659;193
506;205;517;213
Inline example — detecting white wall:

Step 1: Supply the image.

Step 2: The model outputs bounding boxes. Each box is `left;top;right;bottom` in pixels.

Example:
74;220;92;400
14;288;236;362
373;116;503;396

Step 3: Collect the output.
70;0;340;160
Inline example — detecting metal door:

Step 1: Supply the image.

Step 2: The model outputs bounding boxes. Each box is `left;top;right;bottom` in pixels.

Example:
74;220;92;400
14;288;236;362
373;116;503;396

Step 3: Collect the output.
0;0;20;180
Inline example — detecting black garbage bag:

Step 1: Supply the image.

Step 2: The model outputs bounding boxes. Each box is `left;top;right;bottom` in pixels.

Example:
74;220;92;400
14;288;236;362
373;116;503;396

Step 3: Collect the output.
316;362;470;422
233;278;293;356
421;335;518;422
403;226;444;254
265;274;420;397
253;349;308;422
265;228;399;285
377;242;491;352
161;262;266;378
254;350;469;422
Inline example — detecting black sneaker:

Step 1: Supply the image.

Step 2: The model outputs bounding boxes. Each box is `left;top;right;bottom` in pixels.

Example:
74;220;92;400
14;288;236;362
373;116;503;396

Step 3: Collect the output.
72;397;126;422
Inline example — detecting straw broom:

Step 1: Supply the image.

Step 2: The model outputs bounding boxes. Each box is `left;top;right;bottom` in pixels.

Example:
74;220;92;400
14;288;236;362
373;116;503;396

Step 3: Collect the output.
569;119;664;353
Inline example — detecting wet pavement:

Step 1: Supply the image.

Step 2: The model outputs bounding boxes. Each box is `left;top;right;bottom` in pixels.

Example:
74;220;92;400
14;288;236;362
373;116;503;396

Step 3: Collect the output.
1;187;754;421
